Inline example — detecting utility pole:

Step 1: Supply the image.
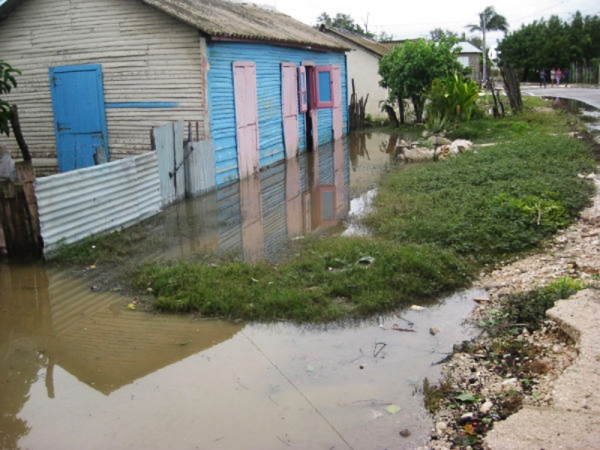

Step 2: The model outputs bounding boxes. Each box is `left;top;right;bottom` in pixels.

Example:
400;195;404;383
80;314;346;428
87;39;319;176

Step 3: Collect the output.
481;11;488;84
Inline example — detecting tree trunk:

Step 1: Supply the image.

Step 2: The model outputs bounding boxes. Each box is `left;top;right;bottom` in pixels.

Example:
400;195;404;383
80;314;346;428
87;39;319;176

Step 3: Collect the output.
384;104;399;128
501;63;523;114
411;96;425;123
397;96;405;125
9;105;32;161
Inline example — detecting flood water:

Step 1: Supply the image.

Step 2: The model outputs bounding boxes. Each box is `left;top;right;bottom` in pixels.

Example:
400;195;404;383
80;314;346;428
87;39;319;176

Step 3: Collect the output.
543;96;600;143
1;131;484;449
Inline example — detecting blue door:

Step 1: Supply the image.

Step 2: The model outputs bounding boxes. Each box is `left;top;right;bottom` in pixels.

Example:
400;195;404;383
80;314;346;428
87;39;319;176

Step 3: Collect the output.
49;64;108;172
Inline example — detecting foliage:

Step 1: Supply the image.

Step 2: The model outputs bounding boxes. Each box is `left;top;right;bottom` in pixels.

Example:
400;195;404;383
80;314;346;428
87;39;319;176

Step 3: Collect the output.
315;12;374;39
466;6;509;35
505;277;584;329
423;376;454;413
365;108;596;265
0;59;21;136
480;276;585;336
426;74;480;123
378;36;470;123
429;28;459;42
498;11;600;81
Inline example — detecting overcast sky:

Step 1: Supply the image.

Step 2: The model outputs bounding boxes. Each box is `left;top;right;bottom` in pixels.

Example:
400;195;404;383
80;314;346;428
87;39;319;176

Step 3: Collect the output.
271;0;600;48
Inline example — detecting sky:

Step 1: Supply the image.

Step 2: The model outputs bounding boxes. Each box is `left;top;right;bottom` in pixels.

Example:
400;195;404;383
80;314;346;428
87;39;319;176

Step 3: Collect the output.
1;0;598;49
270;0;600;49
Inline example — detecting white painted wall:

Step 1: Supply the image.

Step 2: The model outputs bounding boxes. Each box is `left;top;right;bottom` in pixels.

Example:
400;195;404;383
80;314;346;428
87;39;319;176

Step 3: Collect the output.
346;48;389;120
0;0;208;170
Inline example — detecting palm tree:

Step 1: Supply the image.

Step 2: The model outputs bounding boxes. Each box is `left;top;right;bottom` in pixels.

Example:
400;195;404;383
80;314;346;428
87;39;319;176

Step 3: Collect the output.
466;6;509;84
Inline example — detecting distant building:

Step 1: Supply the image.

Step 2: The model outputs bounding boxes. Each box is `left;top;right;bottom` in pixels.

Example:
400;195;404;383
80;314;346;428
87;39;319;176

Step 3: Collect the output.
319;26;392;120
454;42;483;84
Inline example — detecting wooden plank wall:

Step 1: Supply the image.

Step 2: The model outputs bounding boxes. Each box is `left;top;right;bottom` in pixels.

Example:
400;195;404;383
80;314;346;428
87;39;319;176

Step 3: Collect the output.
0;0;208;169
208;42;347;187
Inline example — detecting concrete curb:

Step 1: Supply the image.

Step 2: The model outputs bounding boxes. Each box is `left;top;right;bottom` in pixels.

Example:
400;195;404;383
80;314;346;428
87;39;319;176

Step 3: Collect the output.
485;289;600;449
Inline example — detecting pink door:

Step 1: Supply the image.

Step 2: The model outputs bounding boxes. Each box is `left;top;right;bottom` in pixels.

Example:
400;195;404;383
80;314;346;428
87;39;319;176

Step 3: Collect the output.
233;62;260;180
332;65;343;140
282;63;299;159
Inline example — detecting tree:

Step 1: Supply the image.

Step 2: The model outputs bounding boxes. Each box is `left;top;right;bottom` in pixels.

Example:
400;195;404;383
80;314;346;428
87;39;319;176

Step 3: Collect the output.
378;36;469;123
376;30;394;42
0;59;20;136
429;28;458;42
497;12;600;81
315;12;374;38
466;6;509;83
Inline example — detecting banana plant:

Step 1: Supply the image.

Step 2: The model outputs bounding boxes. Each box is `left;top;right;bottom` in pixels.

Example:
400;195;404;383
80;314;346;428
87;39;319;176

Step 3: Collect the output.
444;73;480;121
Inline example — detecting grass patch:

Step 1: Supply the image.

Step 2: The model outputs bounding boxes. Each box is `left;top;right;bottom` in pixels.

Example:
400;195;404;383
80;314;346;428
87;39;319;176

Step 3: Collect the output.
133;236;472;322
51;229;144;264
478;276;585;337
366;116;595;265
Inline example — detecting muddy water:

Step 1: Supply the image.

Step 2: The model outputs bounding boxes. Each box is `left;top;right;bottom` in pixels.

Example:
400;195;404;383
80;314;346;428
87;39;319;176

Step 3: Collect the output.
1;132;481;449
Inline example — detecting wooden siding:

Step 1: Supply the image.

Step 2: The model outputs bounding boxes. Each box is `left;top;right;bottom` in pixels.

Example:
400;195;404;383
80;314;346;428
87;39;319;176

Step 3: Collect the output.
0;0;208;168
208;42;347;187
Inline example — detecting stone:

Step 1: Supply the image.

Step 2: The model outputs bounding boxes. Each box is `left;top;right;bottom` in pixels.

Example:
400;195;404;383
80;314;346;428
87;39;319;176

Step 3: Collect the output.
480;400;494;414
435;422;448;433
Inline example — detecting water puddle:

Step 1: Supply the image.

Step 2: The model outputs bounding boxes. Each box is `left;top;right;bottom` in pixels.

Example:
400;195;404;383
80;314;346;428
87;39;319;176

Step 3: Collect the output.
542;97;600;142
1;131;482;449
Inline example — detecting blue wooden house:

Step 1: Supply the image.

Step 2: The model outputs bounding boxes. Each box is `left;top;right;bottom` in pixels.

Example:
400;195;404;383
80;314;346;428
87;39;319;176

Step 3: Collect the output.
0;0;349;187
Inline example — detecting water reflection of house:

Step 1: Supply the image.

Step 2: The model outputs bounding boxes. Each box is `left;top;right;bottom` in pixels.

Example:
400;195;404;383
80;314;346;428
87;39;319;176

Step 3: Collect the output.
0;264;243;399
135;140;350;263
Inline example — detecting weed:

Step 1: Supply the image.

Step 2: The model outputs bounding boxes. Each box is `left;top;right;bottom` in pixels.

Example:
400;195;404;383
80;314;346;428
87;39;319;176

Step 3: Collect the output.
51;230;141;264
498;393;523;419
423;376;454;413
504;277;584;330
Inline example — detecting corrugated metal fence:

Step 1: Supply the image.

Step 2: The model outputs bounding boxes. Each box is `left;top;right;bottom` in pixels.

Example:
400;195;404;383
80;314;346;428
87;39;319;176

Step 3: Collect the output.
37;151;162;255
35;121;216;257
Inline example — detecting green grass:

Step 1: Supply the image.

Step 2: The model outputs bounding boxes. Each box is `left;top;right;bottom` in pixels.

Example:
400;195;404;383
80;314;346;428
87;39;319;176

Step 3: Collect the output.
366;109;596;265
51;229;144;264
127;101;595;322
133;236;472;322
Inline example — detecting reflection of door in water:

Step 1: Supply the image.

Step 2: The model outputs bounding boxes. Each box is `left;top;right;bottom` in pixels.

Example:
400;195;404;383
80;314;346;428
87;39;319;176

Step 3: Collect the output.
240;174;264;261
233;62;260;180
285;156;302;237
49;64;108;172
281;63;299;158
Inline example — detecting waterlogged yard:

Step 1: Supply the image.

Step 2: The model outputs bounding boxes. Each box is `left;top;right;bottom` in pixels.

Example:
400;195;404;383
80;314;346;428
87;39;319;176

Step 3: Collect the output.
132;98;597;322
5;97;599;450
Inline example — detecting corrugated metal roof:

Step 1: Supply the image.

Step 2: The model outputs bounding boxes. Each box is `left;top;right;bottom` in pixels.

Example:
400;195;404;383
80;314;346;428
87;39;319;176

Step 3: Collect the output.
142;0;349;51
455;41;483;54
319;26;391;57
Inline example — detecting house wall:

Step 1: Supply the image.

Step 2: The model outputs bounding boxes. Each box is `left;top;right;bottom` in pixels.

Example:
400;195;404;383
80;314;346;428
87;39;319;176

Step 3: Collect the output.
346;49;388;119
0;0;208;170
458;54;482;84
208;41;347;187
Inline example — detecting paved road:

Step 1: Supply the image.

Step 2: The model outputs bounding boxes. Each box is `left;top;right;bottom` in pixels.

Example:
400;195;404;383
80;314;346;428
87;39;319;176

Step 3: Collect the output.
522;85;600;109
